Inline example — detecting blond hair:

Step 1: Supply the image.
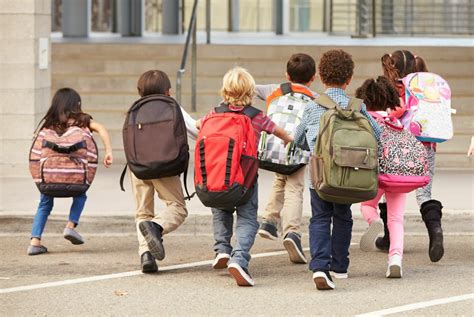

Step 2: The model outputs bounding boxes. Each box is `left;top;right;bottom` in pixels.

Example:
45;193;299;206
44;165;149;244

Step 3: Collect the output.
220;67;255;107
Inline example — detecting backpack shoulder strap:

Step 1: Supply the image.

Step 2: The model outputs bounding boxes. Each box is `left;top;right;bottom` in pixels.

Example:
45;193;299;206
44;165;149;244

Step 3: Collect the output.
348;97;363;112
214;103;230;113
280;82;293;95
313;93;338;109
242;105;262;119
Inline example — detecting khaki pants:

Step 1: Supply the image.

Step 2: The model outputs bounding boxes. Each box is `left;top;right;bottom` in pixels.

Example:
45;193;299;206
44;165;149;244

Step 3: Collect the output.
262;166;306;236
130;172;188;256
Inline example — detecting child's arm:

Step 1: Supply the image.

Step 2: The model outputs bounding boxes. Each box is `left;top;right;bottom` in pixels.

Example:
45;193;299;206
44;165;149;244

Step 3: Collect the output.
180;107;198;140
195;119;202;130
360;104;381;141
89;121;113;167
255;84;278;101
468;136;474;157
273;126;293;146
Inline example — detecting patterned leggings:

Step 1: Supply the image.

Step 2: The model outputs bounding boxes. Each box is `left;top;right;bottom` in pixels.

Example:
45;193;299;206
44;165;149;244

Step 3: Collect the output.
416;146;436;207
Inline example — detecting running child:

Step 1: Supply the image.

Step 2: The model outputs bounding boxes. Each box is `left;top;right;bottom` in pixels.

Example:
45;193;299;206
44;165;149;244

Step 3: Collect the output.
196;67;293;286
28;87;113;255
256;53;317;264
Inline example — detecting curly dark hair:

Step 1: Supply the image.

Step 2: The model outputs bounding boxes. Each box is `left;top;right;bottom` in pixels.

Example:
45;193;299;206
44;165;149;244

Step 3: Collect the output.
355;76;400;111
318;50;354;86
286;53;316;84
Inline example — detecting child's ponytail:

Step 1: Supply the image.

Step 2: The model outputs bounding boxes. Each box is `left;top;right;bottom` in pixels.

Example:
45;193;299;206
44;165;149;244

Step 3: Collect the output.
415;55;429;72
381;53;399;85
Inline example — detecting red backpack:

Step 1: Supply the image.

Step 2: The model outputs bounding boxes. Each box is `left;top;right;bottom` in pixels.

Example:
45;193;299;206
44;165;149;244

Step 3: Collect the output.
194;104;261;209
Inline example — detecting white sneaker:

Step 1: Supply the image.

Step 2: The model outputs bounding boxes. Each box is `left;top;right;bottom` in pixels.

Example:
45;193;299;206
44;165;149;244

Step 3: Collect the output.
330;271;348;279
360;218;384;252
212;253;230;269
313;271;335;290
386;254;403;278
228;262;254;286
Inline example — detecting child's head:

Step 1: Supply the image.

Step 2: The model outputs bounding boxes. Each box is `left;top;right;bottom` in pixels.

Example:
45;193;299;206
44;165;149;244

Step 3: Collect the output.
43;87;90;133
286;53;316;85
220;67;255;107
355;76;400;112
137;70;171;97
318;49;354;88
381;50;428;84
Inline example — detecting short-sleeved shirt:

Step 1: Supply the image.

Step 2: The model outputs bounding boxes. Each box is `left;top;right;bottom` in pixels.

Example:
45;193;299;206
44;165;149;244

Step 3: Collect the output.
202;104;276;145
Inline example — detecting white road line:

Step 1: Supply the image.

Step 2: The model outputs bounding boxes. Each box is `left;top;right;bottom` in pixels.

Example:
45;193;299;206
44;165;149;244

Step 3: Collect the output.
356;293;474;317
0;246;327;295
1;232;472;238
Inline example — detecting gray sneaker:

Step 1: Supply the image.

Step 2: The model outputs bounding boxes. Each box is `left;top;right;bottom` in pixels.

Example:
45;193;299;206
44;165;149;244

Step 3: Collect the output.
258;222;278;240
63;228;84;245
27;245;48;256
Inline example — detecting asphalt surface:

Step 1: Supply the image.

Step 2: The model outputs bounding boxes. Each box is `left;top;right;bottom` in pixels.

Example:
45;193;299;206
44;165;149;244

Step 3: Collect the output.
0;214;473;316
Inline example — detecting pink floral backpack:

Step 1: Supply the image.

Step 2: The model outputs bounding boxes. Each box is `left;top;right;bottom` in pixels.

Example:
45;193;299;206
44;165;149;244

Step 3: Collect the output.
371;112;430;193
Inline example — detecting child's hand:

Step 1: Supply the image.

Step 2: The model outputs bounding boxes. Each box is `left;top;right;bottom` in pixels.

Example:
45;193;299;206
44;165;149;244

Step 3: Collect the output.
103;153;113;167
468;137;474;157
284;135;294;146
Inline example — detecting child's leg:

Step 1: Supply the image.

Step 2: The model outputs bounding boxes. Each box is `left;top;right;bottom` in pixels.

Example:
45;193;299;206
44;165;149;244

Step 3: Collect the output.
151;175;188;234
232;183;259;268
67;193;87;228
212;207;234;256
360;189;384;225
385;192;407;258
281;166;305;236
262;173;286;227
330;202;353;273
31;194;54;244
308;189;334;272
416;146;435;206
130;172;156;256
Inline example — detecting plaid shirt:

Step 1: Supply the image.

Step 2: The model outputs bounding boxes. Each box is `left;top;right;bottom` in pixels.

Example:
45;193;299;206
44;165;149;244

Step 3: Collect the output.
294;88;381;154
203;104;276;145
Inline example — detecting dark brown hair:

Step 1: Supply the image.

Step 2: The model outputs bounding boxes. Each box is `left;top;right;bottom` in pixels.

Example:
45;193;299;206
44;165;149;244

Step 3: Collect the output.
286;53;316;84
318;50;354;86
41;88;91;135
355;76;400;111
381;50;429;85
137;70;171;97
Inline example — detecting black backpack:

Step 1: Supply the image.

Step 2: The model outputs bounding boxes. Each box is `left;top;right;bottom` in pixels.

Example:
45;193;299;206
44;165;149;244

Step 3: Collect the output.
120;94;191;195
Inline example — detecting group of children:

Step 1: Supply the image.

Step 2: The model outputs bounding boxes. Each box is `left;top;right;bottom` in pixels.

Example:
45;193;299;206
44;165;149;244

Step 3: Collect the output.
29;48;457;290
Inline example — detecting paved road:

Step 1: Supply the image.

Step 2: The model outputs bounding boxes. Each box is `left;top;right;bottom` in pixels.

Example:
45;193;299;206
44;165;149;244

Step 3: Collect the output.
1;214;473;316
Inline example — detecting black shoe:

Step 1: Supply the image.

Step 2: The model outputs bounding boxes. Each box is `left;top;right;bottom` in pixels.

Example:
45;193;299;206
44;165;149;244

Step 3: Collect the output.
139;221;165;261
313;270;335;290
258;222;278;240
141;251;158;273
283;232;307;264
228;263;255;286
375;203;390;252
421;199;444;262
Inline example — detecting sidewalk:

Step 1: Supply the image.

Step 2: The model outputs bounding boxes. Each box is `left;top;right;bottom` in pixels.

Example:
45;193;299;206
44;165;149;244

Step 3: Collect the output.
1;166;472;217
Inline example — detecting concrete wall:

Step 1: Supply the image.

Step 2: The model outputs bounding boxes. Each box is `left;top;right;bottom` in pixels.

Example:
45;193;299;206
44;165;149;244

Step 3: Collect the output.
0;0;51;177
50;43;474;169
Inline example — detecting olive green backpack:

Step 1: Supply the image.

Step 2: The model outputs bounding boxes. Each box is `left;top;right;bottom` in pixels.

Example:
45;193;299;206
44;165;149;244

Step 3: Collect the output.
310;94;378;204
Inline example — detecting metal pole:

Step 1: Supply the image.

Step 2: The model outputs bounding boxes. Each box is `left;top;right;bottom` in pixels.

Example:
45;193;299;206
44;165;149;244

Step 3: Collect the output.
163;0;181;34
228;0;240;32
191;17;197;112
372;0;376;37
62;0;91;37
206;0;211;44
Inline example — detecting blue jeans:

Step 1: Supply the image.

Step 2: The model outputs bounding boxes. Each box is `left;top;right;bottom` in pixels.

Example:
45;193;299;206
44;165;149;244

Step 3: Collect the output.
31;193;87;239
211;183;259;269
309;189;353;273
